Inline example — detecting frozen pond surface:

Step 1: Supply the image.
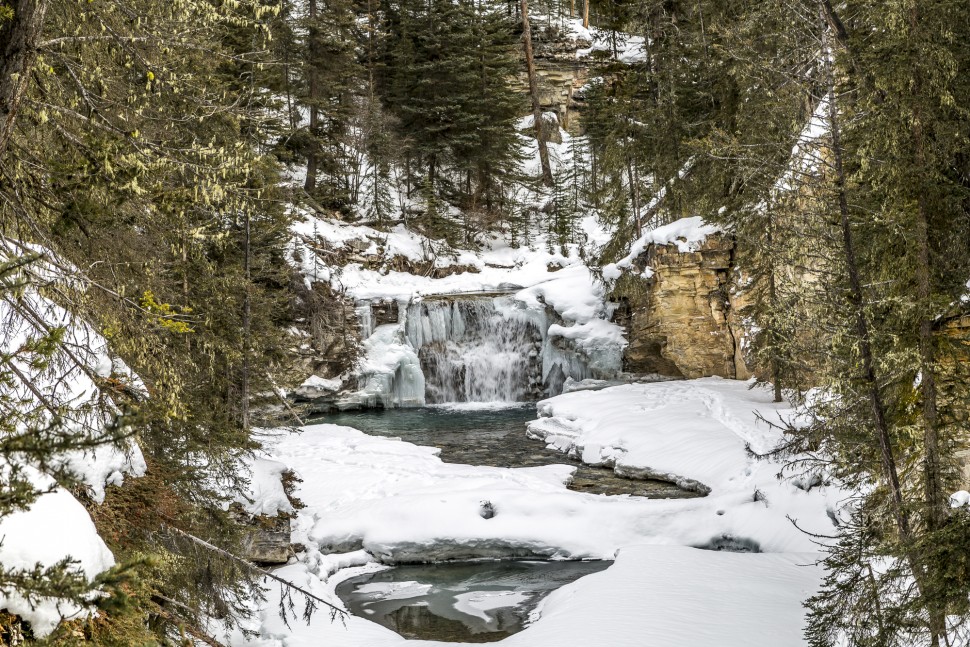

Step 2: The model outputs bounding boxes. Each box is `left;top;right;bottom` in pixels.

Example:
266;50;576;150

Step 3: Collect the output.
314;405;699;498
335;560;611;642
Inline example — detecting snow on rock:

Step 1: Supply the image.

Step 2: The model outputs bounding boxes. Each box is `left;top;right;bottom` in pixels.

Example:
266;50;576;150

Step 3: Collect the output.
0;470;116;637
294;374;345;401
515;264;626;377
602;216;723;282
234;457;296;518
950;490;970;508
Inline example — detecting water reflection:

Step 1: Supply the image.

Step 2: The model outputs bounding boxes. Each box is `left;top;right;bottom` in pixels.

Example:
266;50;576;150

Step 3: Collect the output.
335;560;610;642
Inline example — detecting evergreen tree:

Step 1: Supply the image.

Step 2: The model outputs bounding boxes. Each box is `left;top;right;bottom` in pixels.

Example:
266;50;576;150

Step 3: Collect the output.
0;0;302;638
300;0;361;212
379;0;524;228
709;1;970;642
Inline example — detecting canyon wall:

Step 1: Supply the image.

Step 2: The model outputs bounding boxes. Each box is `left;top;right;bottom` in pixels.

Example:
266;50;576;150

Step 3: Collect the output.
611;235;750;381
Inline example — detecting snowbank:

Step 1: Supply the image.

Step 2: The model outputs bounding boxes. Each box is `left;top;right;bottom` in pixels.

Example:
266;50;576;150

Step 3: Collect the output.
0;471;116;637
508;544;819;647
271;380;835;563
234;378;835;646
602;216;723;282
0;243;146;634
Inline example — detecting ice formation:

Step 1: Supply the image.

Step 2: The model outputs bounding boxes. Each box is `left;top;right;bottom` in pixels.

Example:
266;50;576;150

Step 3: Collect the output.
341;291;623;408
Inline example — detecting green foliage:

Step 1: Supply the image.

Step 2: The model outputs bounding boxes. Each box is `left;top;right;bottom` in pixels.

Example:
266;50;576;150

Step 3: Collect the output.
379;0;525;224
583;0;746;265
0;0;303;640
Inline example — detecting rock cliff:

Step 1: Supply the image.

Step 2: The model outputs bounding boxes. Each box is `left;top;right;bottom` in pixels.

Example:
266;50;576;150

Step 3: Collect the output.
612;235;750;380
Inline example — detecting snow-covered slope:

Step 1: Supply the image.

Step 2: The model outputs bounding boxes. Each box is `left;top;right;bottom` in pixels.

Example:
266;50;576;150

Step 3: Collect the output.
0;243;146;635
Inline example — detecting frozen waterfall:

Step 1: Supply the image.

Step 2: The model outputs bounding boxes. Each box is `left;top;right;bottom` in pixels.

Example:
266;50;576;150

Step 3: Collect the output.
343;294;620;408
405;298;543;403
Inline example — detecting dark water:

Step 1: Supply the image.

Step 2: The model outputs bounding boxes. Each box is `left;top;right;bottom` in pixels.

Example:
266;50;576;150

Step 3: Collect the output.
335;560;610;642
315;405;697;498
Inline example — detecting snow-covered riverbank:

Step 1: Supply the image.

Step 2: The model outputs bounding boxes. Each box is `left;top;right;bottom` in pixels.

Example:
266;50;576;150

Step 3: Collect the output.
234;378;836;646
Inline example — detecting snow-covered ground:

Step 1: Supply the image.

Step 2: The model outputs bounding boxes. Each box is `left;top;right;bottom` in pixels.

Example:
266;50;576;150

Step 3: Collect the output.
234;377;836;646
0;241;146;635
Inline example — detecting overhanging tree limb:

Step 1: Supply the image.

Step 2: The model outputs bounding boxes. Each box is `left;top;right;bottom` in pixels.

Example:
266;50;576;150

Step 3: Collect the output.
160;524;349;621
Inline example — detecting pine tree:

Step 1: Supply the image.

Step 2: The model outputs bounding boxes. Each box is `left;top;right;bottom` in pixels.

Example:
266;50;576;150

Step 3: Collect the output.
300;0;361;212
379;0;524;225
713;0;970;642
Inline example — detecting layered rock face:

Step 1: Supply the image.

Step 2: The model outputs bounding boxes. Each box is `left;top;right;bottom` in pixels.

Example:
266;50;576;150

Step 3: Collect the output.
515;33;591;133
612;235;750;380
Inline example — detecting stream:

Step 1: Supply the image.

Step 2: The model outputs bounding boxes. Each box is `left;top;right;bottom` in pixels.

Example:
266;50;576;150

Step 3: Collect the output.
313;403;700;642
315;405;699;498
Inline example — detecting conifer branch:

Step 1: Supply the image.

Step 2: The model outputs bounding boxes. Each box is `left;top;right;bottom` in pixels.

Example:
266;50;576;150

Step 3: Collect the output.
160;523;348;620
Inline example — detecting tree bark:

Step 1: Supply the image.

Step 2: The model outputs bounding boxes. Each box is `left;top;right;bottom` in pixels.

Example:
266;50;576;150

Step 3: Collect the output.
0;0;49;159
907;8;945;645
520;0;553;186
582;0;589;29
821;8;909;542
241;212;251;432
304;0;319;193
626;155;640;236
906;5;945;533
767;225;783;403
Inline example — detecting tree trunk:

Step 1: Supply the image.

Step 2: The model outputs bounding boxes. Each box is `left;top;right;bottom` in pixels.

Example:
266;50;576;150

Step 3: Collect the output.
241;212;251;432
626;155;640;236
767;225;783;403
905;5;944;533
520;0;553;186
582;0;589;29
821;9;909;543
0;0;49;159
907;8;945;645
304;0;319;194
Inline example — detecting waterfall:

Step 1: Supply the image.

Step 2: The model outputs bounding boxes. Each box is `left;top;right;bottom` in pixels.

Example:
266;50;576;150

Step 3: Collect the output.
404;298;543;404
344;294;621;408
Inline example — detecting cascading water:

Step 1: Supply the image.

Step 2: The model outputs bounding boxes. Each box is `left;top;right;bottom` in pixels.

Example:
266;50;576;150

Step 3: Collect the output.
341;293;620;408
405;298;543;404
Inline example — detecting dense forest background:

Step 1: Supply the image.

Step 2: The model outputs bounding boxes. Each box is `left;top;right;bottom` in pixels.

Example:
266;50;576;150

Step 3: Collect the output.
2;0;970;644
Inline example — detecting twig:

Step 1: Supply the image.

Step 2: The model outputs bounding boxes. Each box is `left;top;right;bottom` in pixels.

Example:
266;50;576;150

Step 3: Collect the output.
160;524;347;619
152;607;228;647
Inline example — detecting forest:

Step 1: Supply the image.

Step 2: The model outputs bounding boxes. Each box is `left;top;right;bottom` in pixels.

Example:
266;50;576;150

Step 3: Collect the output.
1;0;970;645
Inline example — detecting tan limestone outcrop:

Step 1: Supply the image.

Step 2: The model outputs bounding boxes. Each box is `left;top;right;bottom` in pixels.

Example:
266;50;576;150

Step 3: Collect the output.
612;235;750;380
